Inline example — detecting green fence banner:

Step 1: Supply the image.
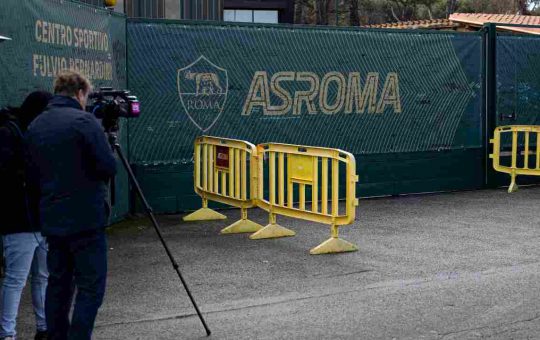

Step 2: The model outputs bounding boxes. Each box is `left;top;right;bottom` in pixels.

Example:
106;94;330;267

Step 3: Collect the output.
497;34;540;127
0;0;127;107
127;21;483;164
0;0;129;220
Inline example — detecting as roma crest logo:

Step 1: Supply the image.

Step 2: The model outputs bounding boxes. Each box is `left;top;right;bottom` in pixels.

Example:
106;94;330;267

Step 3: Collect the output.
177;55;228;132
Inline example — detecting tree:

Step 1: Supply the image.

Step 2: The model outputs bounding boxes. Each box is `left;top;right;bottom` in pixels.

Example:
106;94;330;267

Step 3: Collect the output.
388;0;449;21
295;0;305;24
517;0;529;14
531;0;540;13
531;0;540;10
316;0;332;25
447;0;458;16
293;0;540;26
387;0;420;21
458;0;518;14
350;0;361;25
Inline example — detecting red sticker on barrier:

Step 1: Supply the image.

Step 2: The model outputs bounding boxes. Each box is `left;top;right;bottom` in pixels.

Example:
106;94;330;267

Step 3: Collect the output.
216;146;230;169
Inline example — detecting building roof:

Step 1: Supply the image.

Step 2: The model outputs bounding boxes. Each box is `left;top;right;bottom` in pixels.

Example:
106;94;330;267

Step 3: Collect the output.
364;13;540;35
364;19;458;30
449;13;540;35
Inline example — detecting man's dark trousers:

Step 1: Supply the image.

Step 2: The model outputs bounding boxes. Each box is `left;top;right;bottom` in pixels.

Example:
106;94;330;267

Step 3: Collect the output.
46;230;107;340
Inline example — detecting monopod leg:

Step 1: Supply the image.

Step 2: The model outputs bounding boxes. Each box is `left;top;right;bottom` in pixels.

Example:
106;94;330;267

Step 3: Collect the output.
110;135;211;336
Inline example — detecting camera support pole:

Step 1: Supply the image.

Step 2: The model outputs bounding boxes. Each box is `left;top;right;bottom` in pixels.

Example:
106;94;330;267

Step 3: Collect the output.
108;132;211;336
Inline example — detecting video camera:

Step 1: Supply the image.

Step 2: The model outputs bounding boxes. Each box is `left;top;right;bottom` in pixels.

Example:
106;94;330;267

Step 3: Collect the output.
87;87;140;132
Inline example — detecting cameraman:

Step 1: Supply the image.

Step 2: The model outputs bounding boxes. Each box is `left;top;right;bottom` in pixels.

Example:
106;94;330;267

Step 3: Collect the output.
0;91;52;340
25;71;117;340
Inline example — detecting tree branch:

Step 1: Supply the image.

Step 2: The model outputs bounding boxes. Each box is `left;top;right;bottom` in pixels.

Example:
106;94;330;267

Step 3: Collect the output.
390;5;400;22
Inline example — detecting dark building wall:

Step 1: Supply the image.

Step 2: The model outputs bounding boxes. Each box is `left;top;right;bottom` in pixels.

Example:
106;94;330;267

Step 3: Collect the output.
78;0;288;22
131;0;223;20
224;0;294;23
181;0;223;20
126;0;166;18
119;0;223;20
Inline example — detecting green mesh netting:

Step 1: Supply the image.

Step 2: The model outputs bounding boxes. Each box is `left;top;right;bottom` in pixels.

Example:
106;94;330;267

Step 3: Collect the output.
0;0;129;220
127;21;483;164
0;0;127;106
497;33;540;127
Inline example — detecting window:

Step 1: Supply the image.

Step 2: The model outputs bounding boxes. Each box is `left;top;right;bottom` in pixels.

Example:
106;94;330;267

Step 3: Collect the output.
253;10;279;23
224;9;278;23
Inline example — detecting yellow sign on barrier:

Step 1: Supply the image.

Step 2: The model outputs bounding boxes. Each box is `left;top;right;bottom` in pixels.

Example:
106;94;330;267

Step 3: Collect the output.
183;136;263;234
490;125;540;193
250;143;359;254
288;154;314;182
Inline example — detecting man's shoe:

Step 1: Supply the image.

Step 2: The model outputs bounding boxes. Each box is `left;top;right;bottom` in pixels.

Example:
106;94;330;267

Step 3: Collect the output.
34;331;47;340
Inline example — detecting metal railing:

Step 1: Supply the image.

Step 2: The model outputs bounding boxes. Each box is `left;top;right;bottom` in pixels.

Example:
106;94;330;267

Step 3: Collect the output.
183;136;262;234
184;137;359;254
490;125;540;192
251;143;359;254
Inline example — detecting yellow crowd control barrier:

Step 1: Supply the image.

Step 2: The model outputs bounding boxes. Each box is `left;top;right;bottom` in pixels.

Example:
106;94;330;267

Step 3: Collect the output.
250;143;359;255
490;125;540;193
183;136;263;234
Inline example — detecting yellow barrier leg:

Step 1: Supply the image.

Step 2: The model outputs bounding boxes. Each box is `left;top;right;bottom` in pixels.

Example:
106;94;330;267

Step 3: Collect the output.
249;213;295;239
220;207;263;234
508;171;518;193
183;198;227;221
310;224;358;255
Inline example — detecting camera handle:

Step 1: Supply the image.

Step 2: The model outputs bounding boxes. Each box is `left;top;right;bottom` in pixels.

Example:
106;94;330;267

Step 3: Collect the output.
107;132;211;336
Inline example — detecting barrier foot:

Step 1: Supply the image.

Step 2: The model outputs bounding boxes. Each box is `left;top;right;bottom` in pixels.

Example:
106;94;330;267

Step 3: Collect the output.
310;237;358;255
249;214;294;239
249;223;296;239
310;224;358;255
508;173;518;193
183;207;227;221
183;198;227;221
221;219;263;234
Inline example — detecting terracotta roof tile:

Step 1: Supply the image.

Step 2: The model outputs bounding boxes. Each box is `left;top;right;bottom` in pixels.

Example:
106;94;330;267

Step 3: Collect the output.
363;19;457;29
449;13;540;35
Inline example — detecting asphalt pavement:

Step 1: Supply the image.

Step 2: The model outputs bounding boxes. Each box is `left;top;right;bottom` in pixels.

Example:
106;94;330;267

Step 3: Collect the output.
14;187;540;339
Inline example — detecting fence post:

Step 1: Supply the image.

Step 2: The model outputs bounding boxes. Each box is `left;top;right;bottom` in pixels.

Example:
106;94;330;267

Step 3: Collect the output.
484;23;498;188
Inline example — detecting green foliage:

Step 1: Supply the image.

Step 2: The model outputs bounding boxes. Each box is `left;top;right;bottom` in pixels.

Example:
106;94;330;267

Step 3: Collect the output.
294;0;540;26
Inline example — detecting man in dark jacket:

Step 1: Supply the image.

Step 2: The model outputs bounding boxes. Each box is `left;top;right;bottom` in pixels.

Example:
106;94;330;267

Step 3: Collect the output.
25;71;117;340
0;91;52;340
